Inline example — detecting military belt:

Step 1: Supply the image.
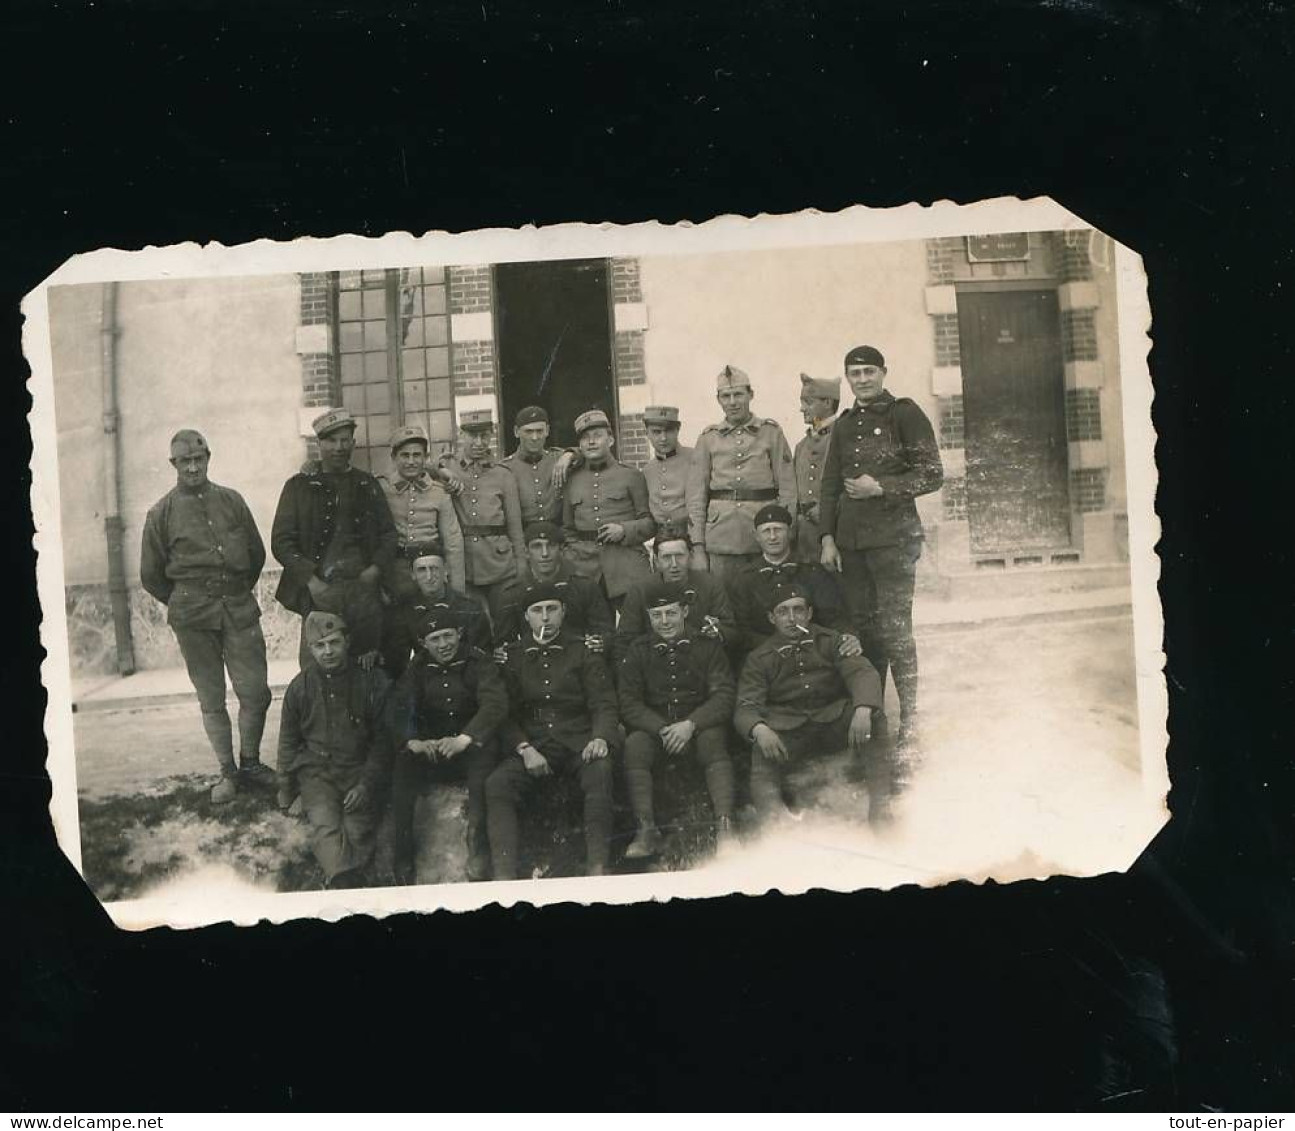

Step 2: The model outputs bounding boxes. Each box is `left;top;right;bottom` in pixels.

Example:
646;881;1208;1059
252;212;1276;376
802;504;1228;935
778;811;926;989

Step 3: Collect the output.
709;487;778;502
462;524;508;537
527;706;587;726
175;577;248;598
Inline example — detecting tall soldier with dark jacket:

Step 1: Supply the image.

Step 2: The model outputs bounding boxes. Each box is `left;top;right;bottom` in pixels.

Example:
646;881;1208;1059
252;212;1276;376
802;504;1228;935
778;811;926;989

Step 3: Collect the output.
485;582;620;879
271;407;398;668
819;345;943;754
140;429;274;803
385;607;507;884
617;580;738;859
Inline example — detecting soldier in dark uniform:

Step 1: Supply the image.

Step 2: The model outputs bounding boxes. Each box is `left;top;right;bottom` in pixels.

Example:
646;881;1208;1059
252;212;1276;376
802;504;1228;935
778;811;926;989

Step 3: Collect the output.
446;408;528;621
793;373;841;563
485;582;620;879
562;408;656;610
819;345;943;753
271;407;397;669
641;405;694;529
615;523;736;660
276;611;393;889
497;404;577;527
385;607;507;884
734;585;886;823
381;551;492;676
686;365;797;578
492;521;614;652
727;504;861;662
617;580;737;859
140;429;274;803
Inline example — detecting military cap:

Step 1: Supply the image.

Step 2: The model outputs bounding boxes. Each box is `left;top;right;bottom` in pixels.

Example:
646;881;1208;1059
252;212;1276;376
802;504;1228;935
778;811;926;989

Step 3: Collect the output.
523;520;565;545
304;610;348;644
515;405;550;427
767;581;811;613
311;407;357;439
753;503;795;529
521;581;566;610
574;408;612;436
389;423;429;453
410;551;446;569
459;408;495;433
843;345;887;370
642;405;681;426
715;364;752;391
800;373;842;401
415;606;465;639
169;429;210;458
642;579;689;610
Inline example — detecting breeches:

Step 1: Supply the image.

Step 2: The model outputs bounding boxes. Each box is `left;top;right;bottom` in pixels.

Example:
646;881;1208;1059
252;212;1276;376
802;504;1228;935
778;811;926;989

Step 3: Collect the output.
389;739;498;871
749;710;897;813
838;542;921;714
297;763;379;879
623;726;734;820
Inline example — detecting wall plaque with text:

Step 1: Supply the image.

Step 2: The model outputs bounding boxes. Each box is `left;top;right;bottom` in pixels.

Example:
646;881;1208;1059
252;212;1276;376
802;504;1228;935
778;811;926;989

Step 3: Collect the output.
966;233;1031;262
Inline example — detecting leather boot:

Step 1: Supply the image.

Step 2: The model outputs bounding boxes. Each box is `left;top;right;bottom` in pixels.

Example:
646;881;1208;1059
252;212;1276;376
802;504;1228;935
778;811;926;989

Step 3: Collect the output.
239;756;277;789
625;823;663;860
211;772;239;804
465;821;491;882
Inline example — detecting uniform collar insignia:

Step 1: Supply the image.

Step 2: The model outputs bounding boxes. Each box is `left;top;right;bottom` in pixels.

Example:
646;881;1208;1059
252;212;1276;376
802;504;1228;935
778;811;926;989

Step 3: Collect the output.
653;637;693;653
394;473;433;493
776;638;816;655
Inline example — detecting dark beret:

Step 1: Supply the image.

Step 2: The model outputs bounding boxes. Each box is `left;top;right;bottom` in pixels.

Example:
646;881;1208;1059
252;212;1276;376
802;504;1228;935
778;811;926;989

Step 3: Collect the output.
753;503;794;528
515;405;549;427
843;345;887;369
523;520;565;544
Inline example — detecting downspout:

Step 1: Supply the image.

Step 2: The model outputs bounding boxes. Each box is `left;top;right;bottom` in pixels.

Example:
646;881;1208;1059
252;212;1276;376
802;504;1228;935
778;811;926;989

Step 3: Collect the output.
100;282;136;675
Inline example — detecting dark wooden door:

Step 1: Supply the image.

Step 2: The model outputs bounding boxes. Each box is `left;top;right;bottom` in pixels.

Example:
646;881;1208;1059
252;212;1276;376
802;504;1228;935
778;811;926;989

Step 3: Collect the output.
957;289;1070;553
494;259;616;448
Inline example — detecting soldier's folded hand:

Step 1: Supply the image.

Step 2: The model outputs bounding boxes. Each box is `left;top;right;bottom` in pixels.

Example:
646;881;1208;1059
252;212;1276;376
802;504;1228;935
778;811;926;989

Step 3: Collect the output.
848;707;873;751
343;782;371;813
596;522;625;544
659;720;695;755
752;723;789;763
584;633;605;653
552;450;576;489
843;473;884;500
690;546;710;573
357;649;381;671
520;744;551;776
440;733;473;759
820;536;843;574
700;615;722;639
438;466;465;495
407;739;435;759
838;633;863;658
582;737;609;763
492;644;509;664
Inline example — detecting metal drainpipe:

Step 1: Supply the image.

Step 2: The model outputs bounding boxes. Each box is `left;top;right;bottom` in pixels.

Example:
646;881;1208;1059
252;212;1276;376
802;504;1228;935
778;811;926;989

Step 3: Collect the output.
100;281;136;675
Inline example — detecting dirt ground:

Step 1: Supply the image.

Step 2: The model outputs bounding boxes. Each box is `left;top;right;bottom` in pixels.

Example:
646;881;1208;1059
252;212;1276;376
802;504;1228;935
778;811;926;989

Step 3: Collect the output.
70;612;1154;902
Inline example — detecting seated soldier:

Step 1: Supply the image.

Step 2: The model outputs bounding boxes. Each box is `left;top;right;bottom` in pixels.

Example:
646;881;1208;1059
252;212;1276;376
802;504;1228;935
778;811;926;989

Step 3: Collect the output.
485;582;619;879
616;523;736;661
276;611;393;889
385;607;507;885
734;585;888;824
617;580;738;859
728;504;861;661
381;551;492;676
492;521;613;654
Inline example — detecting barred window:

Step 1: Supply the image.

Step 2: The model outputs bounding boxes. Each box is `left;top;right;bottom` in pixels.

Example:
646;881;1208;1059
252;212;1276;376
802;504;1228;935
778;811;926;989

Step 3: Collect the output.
333;267;455;473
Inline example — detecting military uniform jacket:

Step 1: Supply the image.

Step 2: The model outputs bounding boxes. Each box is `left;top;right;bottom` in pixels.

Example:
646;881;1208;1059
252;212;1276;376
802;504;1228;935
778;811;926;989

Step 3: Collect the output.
271;463;398;615
449;457;528;587
614;569;737;660
498;447;569;526
375;472;467;594
617;634;735;735
686;417;797;555
140;481;266;630
400;587;493;653
794;423;834;558
734;623;882;738
643;444;694;527
388;645;508;747
493;562;614;646
499;630;620;754
727;558;851;654
561;458;656;599
819;392;943;549
278;662;393;790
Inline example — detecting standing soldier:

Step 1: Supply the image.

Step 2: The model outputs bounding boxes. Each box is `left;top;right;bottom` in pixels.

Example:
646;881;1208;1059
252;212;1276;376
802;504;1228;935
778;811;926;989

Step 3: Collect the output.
562;408;656;609
794;373;842;563
686;365;797;578
276;611;393;889
485;583;620;879
819;345;943;754
497;405;577;528
386;607;508;884
734;586;885;824
617;580;738;860
641;405;693;529
271;407;397;669
446;408;528;621
140;429;274;803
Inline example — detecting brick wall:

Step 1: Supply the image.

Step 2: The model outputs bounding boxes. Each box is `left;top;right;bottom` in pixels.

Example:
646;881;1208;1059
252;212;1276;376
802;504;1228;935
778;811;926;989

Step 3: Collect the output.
452;339;497;398
1070;467;1107;513
937;394;965;449
611;258;643;303
1061;309;1099;361
942;477;967;521
299;274;337;463
618;413;649;469
933;312;962;367
1065;388;1102;442
614;329;646;385
926;237;962;285
300;272;331;325
1057;232;1095;283
448;266;492;314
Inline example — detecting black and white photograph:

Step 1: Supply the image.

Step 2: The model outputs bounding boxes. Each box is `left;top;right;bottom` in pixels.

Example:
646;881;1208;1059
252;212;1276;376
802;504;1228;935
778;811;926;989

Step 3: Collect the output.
28;201;1164;927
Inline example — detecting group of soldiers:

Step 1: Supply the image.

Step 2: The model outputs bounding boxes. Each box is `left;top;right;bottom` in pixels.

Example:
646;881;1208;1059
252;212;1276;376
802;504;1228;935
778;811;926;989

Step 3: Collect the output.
139;343;943;888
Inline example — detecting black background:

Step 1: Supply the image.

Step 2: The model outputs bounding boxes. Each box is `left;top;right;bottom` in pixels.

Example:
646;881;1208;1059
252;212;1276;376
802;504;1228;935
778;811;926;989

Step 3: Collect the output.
3;0;1294;1112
